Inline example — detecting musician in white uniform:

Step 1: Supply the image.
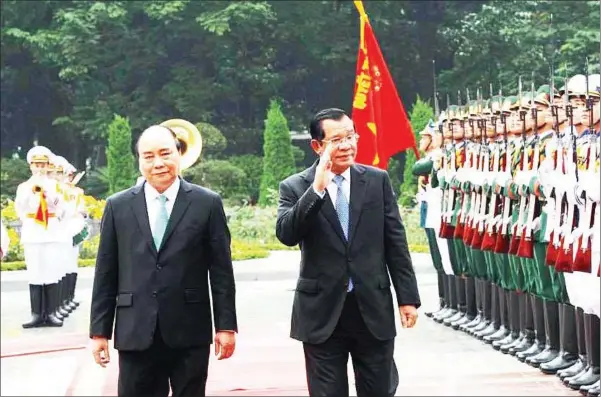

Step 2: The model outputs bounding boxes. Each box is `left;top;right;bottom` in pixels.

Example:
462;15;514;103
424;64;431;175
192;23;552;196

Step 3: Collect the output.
16;147;65;328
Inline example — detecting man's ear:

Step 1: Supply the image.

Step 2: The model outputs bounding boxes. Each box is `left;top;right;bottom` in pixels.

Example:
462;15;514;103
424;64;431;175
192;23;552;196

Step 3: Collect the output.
310;139;322;155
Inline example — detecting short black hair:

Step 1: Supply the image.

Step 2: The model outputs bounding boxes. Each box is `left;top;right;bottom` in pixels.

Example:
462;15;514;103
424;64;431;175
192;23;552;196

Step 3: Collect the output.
134;125;184;157
309;108;348;141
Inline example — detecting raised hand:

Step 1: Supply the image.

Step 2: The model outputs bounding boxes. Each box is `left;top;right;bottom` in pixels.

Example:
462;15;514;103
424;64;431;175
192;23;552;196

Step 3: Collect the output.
313;142;335;193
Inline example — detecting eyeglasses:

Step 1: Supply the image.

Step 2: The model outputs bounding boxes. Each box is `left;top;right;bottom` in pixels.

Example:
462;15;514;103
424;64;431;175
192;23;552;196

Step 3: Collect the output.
322;133;360;147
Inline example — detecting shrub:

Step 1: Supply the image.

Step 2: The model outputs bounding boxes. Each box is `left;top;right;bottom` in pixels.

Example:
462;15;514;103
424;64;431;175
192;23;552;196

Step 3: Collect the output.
1;199;18;222
229;155;263;205
82;195;106;220
80;234;100;259
106;114;137;195
258;99;296;206
183;160;248;204
196;122;227;159
0;157;31;200
3;227;24;262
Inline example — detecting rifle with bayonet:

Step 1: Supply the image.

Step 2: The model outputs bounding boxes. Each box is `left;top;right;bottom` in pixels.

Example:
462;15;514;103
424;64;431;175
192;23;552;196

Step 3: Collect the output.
471;88;489;249
554;69;576;272
517;73;540;258
572;62;594;272
482;84;501;251
494;84;513;254
508;76;528;255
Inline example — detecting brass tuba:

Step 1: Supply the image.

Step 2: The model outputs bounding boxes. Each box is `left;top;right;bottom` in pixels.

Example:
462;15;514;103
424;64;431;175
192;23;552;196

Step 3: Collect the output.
160;119;203;170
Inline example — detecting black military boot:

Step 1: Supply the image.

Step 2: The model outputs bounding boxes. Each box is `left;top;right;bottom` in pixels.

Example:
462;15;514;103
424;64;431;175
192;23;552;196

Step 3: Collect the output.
518;295;546;361
55;277;70;319
443;276;466;326
567;314;600;390
470;279;492;335
497;290;522;352
559;307;589;380
452;276;476;329
509;292;535;355
476;283;501;339
426;272;447;318
461;278;483;332
22;284;45;328
43;283;63;327
70;273;81;308
484;287;509;343
528;299;560;367
434;275;457;322
540;303;579;374
61;275;73;314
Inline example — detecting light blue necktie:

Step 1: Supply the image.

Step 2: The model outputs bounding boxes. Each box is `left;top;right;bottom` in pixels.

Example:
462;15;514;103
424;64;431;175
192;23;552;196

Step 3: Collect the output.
153;194;169;250
334;175;354;292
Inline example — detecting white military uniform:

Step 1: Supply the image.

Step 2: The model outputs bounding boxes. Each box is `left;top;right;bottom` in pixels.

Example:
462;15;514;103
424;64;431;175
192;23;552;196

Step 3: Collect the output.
557;75;601;319
16;150;68;285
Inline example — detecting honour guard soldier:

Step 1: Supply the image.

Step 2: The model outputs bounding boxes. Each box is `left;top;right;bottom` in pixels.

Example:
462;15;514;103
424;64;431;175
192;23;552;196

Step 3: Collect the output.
16;147;66;327
413;118;448;317
65;160;87;310
435;104;471;326
432;105;463;324
1;219;9;260
560;74;601;393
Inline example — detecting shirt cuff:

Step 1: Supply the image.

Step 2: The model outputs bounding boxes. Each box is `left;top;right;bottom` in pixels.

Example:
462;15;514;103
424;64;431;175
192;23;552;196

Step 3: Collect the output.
313;186;326;198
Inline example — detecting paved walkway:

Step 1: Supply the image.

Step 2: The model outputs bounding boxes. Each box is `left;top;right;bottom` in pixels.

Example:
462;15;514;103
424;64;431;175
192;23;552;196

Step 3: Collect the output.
1;251;580;396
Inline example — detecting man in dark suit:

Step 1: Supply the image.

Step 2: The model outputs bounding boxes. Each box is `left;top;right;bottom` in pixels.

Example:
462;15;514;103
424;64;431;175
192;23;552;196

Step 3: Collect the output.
276;108;421;397
89;125;237;397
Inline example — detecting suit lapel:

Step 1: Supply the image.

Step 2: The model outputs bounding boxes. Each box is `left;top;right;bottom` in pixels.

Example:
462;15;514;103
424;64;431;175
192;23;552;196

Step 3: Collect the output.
160;179;192;249
131;184;157;256
348;165;368;245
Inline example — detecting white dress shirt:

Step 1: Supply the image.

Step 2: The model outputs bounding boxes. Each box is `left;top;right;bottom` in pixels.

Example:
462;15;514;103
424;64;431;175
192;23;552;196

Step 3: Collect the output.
314;168;351;206
144;177;180;236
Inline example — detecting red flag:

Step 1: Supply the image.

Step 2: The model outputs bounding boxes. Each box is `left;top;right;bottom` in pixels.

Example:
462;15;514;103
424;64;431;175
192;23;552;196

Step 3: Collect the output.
351;1;418;169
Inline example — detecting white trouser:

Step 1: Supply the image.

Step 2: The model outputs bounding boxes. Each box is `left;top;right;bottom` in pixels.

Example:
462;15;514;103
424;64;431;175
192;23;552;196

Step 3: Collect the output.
426;187;454;275
24;243;67;285
69;244;80;274
565;235;600;316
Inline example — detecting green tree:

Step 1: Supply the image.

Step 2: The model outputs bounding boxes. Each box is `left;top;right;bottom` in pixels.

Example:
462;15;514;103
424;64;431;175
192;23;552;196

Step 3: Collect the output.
258;99;296;206
106;114;136;195
399;96;433;207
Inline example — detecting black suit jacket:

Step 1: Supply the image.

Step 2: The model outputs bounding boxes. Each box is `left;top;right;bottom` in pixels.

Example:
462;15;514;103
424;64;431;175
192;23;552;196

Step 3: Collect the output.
276;162;420;344
89;178;237;351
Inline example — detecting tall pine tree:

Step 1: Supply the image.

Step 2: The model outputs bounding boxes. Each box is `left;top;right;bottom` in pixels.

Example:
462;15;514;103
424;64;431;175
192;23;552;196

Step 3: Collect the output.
258;99;296;206
106;114;137;195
